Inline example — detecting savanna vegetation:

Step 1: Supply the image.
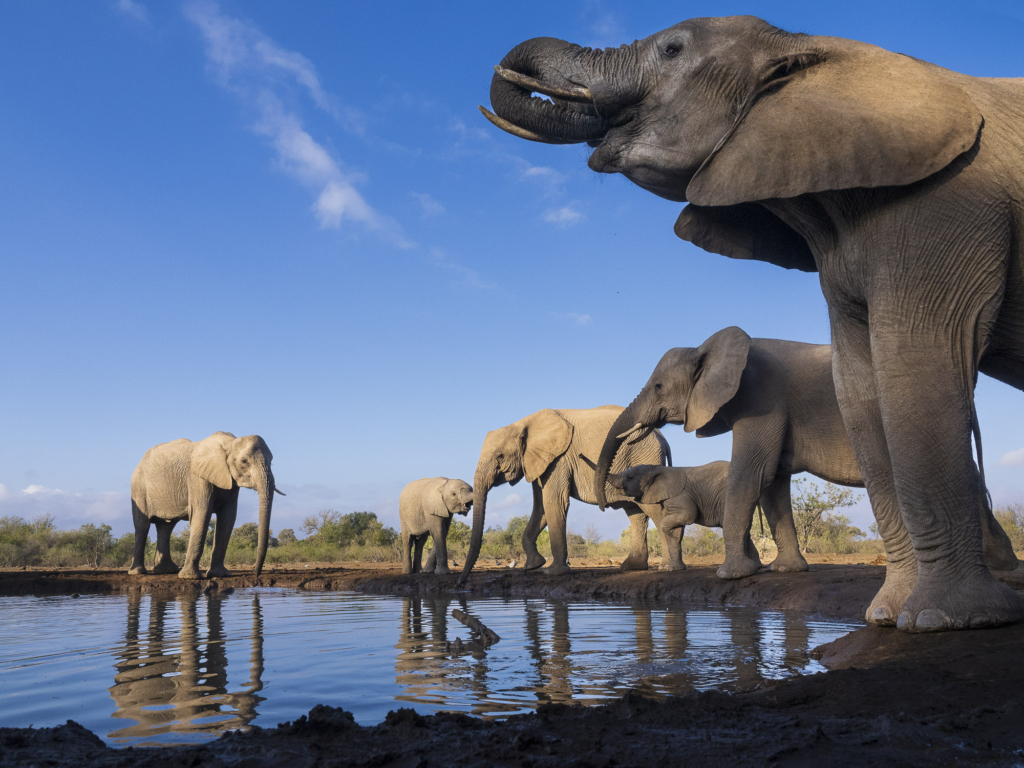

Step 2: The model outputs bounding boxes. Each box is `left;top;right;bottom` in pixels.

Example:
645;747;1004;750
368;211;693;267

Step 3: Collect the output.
2;487;1021;570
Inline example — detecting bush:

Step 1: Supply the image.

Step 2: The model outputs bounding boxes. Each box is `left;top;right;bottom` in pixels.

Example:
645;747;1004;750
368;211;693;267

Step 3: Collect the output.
995;503;1024;553
302;510;399;549
278;528;298;546
791;479;865;554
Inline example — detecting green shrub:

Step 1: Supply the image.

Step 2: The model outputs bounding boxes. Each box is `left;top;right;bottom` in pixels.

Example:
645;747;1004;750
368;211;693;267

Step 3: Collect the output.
995;503;1024;553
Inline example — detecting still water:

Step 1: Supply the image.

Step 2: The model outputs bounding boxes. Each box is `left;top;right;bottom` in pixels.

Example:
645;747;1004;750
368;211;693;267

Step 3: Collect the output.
0;590;859;747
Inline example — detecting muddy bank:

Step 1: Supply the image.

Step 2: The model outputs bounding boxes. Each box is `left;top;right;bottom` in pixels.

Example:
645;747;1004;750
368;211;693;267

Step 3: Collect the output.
4;619;1024;767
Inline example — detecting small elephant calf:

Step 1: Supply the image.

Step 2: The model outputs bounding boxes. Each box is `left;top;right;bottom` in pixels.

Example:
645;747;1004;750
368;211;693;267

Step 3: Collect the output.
607;461;802;572
399;477;473;575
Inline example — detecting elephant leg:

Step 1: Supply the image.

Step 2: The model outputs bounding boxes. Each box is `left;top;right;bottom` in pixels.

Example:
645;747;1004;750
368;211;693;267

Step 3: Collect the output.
522;483;548;571
541;479;572;576
129;500;150;575
412;536;426;573
760;477;809;573
863;312;1024;631
743;528;762;568
831;317;918;625
718;435;777;580
179;496;213;580
207;497;236;578
401;530;414;575
429;518;451;575
152;519;180;574
660;522;686;571
424;545;437;573
619;505;650;572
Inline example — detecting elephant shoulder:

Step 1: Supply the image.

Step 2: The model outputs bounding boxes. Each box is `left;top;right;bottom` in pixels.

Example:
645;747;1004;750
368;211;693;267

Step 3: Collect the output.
401;478;443;504
675;204;818;273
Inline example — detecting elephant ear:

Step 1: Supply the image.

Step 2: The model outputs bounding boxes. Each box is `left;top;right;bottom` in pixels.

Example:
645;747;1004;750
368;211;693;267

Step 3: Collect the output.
685;41;983;207
430;482;454;518
685;327;750;434
522;409;573;483
191;436;234;490
641;469;679;505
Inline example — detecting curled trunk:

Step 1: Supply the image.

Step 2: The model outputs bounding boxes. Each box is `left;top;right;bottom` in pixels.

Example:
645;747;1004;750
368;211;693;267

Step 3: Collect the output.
594;405;643;510
253;475;274;578
458;472;492;585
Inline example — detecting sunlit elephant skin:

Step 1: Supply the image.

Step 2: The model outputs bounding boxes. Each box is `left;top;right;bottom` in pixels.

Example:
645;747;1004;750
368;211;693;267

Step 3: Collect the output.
607;462;765;571
129;432;283;579
485;16;1024;632
459;406;671;583
399;477;473;575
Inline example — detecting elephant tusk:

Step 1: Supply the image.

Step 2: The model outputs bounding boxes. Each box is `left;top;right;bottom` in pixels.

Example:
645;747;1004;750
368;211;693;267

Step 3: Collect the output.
273;487;287;496
625;426;653;446
616;423;644;440
493;66;594;103
478;106;576;145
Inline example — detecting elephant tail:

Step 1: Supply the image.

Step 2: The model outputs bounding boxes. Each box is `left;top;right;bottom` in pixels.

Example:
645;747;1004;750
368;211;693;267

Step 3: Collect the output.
655;429;672;467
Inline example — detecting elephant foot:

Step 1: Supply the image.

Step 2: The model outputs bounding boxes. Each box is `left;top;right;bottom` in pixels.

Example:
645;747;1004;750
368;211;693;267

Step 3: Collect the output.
151;560;180;575
896;567;1024;633
618;553;649;572
205;565;232;578
768;553;809;573
434;566;452;575
178;566;202;580
544;562;571;576
864;557;917;626
659;561;686;571
127;565;147;576
716;553;761;580
524;553;547;571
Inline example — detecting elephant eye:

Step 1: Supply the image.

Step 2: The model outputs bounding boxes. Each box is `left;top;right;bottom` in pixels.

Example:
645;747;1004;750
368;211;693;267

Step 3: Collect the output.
654;382;663;391
662;43;681;58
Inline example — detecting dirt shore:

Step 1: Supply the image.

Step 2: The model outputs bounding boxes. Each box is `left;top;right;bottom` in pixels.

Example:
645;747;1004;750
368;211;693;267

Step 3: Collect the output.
2;563;1023;766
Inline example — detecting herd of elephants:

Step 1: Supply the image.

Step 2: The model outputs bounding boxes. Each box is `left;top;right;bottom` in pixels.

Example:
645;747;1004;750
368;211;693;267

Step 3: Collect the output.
127;16;1024;635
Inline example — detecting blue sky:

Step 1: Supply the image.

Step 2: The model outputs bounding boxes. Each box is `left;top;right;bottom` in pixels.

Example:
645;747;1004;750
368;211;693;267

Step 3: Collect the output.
0;0;1021;541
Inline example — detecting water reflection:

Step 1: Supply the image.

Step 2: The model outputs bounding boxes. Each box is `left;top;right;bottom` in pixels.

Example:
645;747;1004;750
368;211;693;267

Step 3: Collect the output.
390;598;832;719
107;592;265;744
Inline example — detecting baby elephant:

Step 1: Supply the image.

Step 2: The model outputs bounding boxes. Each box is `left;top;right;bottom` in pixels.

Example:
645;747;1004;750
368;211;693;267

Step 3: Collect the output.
399;477;473;575
607;462;797;571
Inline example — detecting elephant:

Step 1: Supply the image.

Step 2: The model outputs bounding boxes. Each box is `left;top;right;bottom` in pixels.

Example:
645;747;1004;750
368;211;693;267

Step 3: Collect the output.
482;17;1024;631
593;328;1018;582
129;431;284;579
458;405;671;583
399;477;473;575
606;461;769;572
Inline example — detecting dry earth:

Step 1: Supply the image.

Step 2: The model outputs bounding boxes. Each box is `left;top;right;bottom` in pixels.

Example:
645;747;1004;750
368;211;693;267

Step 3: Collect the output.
2;561;1023;767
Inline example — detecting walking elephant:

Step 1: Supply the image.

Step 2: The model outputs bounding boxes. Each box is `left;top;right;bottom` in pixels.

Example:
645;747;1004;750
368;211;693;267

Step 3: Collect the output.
593;328;1018;582
399;477;473;575
606;461;769;572
129;431;284;579
458;405;671;583
482;17;1024;631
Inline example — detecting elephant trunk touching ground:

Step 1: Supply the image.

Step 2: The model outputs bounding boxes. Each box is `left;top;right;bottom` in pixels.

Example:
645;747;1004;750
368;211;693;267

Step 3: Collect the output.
461;467;495;583
254;477;274;578
483;38;641;145
594;396;660;511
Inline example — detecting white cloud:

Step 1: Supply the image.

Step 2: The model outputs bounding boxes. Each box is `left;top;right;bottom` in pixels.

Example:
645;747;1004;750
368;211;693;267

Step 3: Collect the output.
428;247;493;289
543;205;584;227
116;0;150;24
492;493;523;510
0;485;127;531
411;192;445;218
999;448;1024;467
521;165;565;194
184;1;410;244
567;313;592;326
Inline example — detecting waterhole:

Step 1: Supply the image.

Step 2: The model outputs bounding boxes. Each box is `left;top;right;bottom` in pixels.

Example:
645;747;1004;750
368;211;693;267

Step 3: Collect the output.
0;590;860;747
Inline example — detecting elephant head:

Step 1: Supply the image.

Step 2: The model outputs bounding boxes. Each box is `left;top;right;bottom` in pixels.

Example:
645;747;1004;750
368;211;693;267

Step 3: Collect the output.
606;465;675;505
594;328;749;509
191;432;284;577
433;479;474;518
459;410;573;583
483;16;981;271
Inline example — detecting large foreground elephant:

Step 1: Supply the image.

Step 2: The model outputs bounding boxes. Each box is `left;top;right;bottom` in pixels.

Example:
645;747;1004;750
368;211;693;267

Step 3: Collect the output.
459;405;671;582
130;431;284;579
483;17;1024;631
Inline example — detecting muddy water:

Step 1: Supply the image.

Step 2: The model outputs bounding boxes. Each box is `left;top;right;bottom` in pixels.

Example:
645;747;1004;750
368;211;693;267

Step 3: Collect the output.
0;590;859;747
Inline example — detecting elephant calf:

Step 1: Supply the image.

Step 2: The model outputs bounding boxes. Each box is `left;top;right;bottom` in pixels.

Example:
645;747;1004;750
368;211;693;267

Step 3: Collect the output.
607;462;771;571
130;431;284;579
399;477;473;575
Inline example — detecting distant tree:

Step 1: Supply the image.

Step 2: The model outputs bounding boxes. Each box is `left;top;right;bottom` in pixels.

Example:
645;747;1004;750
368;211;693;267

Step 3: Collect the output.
278;528;298;546
994;503;1024;552
302;510;398;547
232;522;260;548
791;479;861;553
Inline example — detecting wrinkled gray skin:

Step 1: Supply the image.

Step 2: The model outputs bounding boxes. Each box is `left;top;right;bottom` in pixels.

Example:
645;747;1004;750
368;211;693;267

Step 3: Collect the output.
399;477;473;575
607;461;764;570
594;328;1019;583
130;432;282;579
459;406;671;584
486;16;1024;632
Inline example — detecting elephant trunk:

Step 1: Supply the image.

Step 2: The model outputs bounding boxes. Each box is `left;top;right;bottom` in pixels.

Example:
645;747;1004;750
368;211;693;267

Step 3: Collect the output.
595;399;652;510
458;469;493;585
253;472;274;578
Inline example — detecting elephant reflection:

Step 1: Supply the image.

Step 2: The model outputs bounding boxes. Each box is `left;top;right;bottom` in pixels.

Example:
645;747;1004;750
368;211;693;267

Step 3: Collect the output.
108;591;265;743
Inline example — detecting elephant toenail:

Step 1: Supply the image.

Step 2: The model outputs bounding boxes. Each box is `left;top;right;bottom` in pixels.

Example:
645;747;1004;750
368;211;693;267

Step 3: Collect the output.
869;606;891;623
901;608;949;632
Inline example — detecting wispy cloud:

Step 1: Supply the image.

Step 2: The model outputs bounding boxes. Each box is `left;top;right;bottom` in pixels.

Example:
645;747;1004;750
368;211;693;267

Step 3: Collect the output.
999;448;1024;467
566;312;592;326
411;192;445;218
492;493;523;510
115;0;150;25
428;247;493;290
184;0;410;244
0;483;127;530
543;205;584;227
